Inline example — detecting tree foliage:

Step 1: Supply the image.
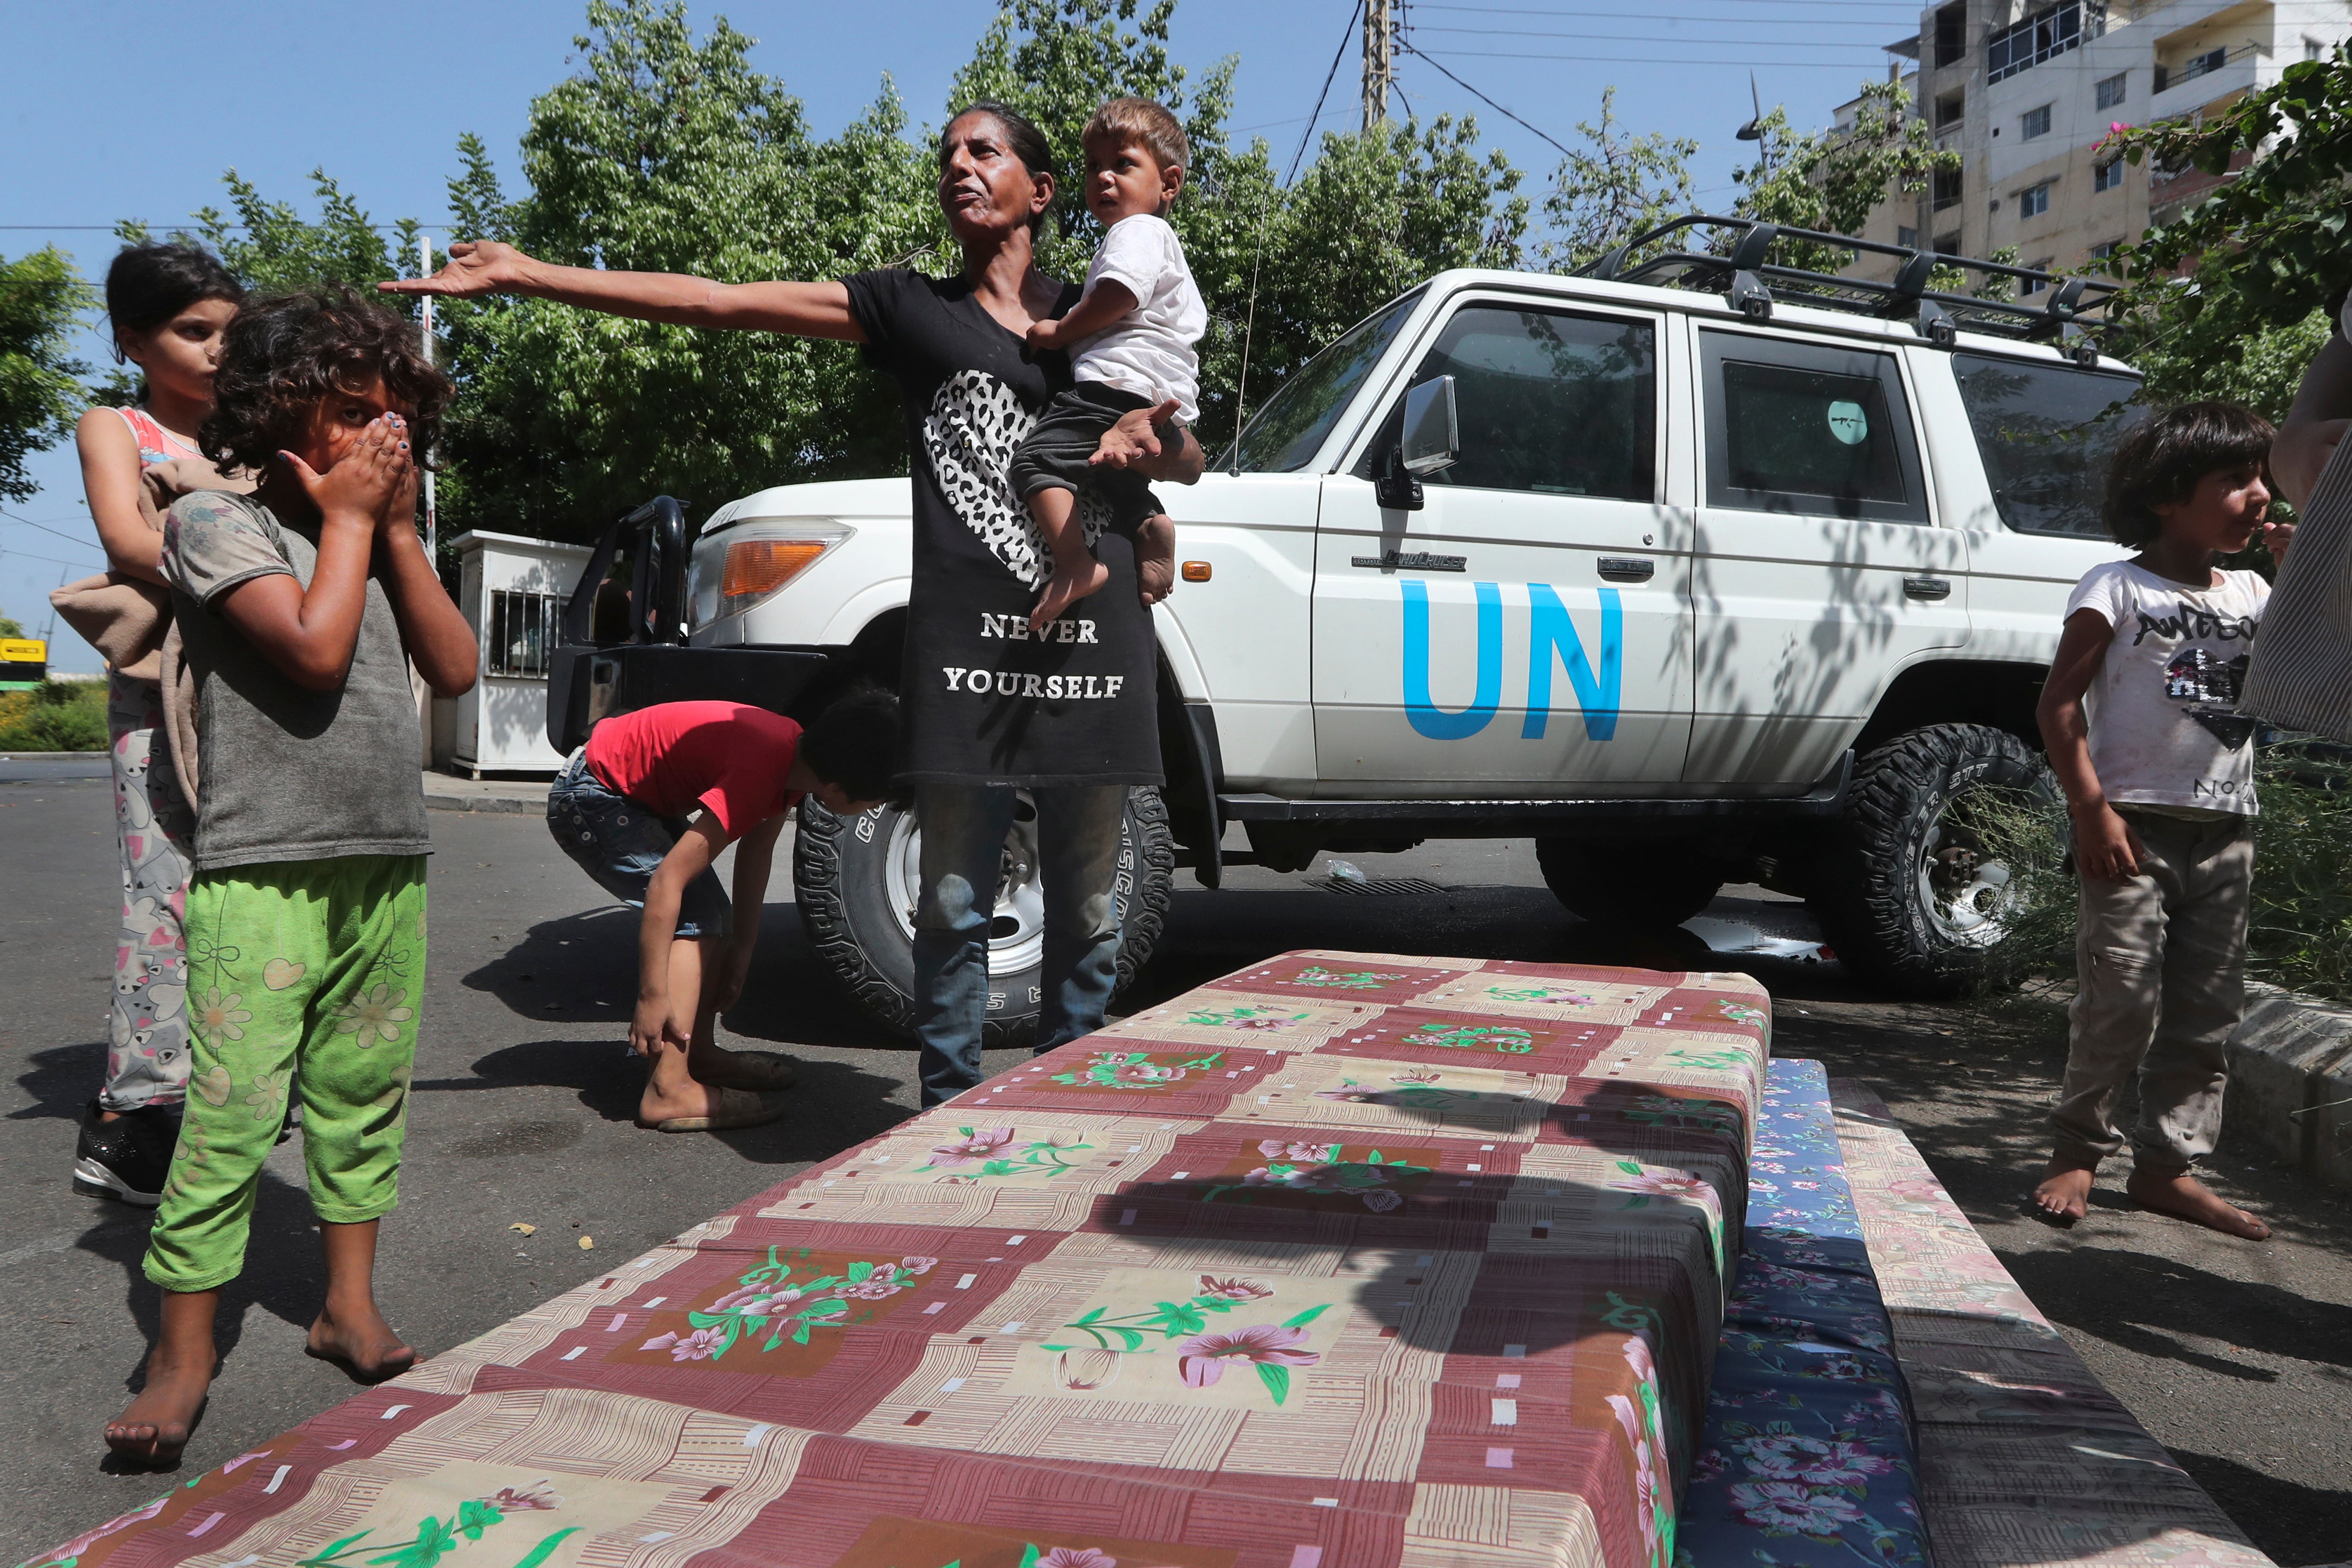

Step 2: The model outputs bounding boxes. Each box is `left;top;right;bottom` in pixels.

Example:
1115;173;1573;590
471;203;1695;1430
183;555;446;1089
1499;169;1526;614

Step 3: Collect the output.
0;246;92;503
1730;79;1957;272
1534;86;1695;274
2100;51;2352;418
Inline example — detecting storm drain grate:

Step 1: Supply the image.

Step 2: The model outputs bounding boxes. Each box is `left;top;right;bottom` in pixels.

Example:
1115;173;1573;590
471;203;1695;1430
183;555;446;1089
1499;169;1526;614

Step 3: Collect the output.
1311;876;1448;897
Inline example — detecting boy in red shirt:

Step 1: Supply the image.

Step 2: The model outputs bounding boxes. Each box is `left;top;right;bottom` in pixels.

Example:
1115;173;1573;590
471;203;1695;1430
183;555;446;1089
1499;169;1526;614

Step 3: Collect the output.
548;692;896;1131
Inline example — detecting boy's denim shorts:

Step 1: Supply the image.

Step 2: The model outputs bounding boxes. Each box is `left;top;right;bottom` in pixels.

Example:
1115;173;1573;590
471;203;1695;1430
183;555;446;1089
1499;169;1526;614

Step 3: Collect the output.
547;749;732;940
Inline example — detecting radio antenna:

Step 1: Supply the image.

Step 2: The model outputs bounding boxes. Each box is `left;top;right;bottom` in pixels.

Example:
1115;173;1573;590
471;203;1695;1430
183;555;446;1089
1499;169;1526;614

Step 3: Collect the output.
1231;0;1362;475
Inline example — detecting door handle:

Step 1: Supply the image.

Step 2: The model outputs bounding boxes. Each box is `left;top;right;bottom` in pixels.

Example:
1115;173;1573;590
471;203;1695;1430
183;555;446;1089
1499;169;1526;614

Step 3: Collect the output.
1597;557;1656;582
1904;576;1953;601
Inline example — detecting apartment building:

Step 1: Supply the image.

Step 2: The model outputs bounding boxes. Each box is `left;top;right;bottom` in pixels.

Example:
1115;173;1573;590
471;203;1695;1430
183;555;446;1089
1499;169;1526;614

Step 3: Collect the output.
1846;0;2349;283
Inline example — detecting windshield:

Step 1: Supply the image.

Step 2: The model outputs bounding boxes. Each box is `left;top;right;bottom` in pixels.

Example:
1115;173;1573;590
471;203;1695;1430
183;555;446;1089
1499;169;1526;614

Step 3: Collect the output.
1953;353;2147;537
1221;290;1423;472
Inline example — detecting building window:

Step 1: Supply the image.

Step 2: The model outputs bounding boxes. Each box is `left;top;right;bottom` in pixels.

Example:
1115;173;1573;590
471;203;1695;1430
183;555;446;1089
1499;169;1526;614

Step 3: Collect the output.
1936;90;1965;129
2089;240;2120;262
2022;105;2053;139
1898;225;1921;249
2018;183;2051;219
2306;37;2326;61
2095;71;2127;109
2095;156;2125;192
487;590;562;679
2156;46;2227;93
1935;1;1968;68
1932;166;1963;211
1934;231;1961;257
1988;1;2105;84
2021;260;2055;294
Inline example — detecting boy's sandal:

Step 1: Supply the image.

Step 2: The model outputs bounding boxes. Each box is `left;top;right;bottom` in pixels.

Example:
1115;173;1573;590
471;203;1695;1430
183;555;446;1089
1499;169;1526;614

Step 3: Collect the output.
694;1049;799;1091
639;1088;790;1134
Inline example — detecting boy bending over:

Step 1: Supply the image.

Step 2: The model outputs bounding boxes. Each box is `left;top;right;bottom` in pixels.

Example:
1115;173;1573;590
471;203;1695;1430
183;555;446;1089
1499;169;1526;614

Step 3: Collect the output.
2032;402;2289;1238
549;694;895;1132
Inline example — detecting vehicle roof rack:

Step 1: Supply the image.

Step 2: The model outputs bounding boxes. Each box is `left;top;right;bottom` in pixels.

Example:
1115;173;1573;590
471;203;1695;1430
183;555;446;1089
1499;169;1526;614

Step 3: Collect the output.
1580;214;2118;362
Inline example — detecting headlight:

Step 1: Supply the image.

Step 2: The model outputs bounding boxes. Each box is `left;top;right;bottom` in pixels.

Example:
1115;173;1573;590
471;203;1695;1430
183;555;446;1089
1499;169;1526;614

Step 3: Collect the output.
689;519;854;628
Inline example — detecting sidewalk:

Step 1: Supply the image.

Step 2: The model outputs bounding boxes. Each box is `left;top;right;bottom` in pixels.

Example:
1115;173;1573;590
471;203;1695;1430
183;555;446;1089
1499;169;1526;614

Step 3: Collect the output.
419;768;550;815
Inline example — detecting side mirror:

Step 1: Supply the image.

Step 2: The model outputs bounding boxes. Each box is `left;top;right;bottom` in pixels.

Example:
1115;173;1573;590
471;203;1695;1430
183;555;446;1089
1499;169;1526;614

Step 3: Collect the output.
1400;375;1460;476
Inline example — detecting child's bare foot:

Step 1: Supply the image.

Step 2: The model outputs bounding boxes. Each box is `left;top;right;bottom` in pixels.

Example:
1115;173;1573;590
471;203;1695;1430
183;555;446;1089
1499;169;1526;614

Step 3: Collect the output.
106;1344;212;1467
1029;557;1109;632
306;1299;419;1385
639;1074;726;1128
2030;1158;2096;1226
2125;1167;2271;1240
1133;515;1176;606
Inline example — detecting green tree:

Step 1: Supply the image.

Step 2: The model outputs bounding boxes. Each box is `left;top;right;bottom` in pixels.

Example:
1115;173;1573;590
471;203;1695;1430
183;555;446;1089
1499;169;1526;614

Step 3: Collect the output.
1534;86;1696;274
1730;78;1956;272
0;246;92;502
144;0;1527;533
2099;51;2351;419
1223;116;1525;447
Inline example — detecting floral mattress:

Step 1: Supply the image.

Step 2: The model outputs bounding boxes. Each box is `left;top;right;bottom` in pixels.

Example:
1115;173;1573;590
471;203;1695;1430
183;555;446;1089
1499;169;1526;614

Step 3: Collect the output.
31;951;1776;1568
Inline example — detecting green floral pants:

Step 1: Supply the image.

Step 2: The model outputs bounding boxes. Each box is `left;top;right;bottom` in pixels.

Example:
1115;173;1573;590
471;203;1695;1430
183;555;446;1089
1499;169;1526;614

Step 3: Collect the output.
145;855;427;1293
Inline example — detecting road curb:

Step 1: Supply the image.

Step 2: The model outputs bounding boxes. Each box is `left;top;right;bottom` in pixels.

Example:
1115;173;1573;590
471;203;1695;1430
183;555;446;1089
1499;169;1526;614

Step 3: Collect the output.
2226;982;2352;1191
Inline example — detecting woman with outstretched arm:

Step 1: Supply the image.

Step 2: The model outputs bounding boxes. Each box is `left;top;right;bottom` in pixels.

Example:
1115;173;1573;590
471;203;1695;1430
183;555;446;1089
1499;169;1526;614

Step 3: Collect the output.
386;101;1200;1112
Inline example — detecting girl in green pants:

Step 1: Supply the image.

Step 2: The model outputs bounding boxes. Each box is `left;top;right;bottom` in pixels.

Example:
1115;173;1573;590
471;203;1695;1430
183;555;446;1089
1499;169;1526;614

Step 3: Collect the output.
105;287;480;1467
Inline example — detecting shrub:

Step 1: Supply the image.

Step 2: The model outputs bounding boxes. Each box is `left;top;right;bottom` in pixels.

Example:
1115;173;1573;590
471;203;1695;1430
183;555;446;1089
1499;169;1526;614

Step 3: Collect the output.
0;679;108;752
1972;747;2352;1007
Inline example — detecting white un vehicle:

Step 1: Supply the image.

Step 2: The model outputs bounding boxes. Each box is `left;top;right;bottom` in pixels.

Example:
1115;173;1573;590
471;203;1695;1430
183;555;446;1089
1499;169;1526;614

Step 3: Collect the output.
548;217;2143;1041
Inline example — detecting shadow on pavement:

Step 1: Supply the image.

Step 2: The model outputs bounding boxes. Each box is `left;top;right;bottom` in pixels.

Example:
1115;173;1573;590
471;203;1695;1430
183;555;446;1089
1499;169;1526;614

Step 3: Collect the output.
2006;1245;2352;1375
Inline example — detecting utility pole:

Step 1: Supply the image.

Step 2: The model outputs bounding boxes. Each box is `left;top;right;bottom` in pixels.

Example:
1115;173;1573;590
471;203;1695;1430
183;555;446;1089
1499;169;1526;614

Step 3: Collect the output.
1362;0;1396;131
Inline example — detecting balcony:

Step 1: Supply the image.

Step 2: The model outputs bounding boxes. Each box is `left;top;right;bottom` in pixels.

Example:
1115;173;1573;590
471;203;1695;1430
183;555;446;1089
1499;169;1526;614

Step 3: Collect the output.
1988;0;2107;83
2150;40;2260;119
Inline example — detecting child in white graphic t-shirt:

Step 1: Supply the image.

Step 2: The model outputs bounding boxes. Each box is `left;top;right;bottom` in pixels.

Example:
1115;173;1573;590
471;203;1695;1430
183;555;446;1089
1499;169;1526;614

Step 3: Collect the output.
1014;96;1205;631
2031;401;2292;1239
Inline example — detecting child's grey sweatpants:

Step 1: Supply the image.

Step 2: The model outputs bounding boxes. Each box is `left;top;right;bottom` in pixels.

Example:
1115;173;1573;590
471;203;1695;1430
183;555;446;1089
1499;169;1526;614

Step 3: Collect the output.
2053;807;2254;1173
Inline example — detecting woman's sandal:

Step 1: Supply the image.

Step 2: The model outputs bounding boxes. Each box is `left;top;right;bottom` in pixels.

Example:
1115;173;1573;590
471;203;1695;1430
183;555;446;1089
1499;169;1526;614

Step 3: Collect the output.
638;1087;791;1134
691;1049;799;1092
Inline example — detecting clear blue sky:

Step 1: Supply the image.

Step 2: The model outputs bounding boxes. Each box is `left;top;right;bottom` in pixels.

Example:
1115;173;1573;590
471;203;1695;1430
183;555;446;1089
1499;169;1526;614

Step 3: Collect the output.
3;0;1919;669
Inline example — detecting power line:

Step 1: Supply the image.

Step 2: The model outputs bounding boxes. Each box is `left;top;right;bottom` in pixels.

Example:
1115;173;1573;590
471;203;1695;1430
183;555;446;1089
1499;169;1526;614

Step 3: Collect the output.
1399;43;1575;157
1233;0;1365;466
0;545;102;573
0;512;104;554
1417;1;1927;12
1416;25;1898;47
1421;47;1905;67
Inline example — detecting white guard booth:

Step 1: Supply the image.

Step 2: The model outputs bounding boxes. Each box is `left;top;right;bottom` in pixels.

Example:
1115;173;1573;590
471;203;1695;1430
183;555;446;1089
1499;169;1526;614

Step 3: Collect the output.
450;529;594;776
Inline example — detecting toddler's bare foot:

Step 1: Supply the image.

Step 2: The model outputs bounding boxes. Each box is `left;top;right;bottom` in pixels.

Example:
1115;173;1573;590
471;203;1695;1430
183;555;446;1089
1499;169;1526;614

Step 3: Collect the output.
106;1345;212;1466
638;1074;726;1129
2030;1158;2095;1226
1029;557;1109;632
306;1299;419;1385
1134;516;1176;606
2125;1167;2270;1240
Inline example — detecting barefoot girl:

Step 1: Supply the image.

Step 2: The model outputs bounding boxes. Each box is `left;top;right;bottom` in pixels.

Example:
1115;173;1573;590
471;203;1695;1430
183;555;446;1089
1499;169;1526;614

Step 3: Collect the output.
2031;401;2288;1240
69;244;242;1206
107;287;478;1464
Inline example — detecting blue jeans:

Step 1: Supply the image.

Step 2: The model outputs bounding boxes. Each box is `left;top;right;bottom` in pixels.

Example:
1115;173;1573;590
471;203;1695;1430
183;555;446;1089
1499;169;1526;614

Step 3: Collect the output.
912;784;1128;1107
547;750;732;939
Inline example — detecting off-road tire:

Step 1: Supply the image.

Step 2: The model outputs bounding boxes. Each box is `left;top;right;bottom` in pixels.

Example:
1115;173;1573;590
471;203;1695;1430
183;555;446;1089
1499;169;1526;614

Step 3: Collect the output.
794;787;1177;1049
1810;723;2057;997
1535;836;1725;929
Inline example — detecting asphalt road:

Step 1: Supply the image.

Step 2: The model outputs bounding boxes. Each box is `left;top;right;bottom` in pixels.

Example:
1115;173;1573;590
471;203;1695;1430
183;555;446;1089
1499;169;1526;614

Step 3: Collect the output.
3;775;2347;1566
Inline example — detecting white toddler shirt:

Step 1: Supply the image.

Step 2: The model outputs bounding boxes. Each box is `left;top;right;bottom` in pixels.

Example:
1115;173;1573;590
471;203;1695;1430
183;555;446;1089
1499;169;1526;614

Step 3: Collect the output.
1071;212;1206;425
2064;559;2269;816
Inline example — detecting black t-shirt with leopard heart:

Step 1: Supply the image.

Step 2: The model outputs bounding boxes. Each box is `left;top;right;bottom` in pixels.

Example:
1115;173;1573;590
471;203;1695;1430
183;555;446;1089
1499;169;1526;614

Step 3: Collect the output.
842;266;1163;787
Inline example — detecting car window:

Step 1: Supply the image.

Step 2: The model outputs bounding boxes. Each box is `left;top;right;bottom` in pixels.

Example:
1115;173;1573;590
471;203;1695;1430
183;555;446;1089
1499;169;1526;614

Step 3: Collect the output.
1722;362;1907;502
1224;290;1422;472
1701;333;1927;523
1953;353;2147;537
1359;305;1657;501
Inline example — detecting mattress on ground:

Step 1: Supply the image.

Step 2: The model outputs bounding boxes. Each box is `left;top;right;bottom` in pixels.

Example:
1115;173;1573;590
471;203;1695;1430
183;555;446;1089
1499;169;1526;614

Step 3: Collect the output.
33;952;1773;1568
1828;1080;2272;1568
1676;1058;1929;1568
